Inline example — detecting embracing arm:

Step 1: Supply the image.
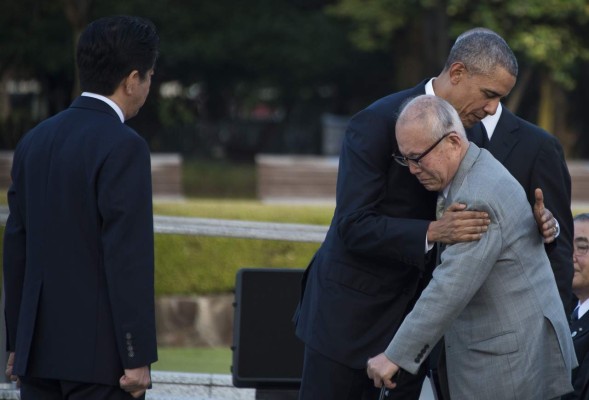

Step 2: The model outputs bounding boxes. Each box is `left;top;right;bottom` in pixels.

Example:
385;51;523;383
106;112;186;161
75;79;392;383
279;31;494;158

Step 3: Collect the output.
335;109;489;267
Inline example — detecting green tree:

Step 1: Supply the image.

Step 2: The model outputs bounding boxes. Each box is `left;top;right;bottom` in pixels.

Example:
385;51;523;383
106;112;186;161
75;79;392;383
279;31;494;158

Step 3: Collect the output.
326;0;589;154
0;0;78;146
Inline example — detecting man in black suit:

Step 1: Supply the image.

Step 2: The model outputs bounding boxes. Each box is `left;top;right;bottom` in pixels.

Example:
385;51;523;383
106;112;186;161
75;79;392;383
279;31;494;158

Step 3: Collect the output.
294;30;562;399
564;213;589;400
482;104;573;313
3;16;159;399
456;27;574;316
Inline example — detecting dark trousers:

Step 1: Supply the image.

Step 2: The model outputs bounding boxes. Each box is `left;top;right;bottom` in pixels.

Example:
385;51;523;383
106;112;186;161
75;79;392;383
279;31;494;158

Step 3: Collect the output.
19;376;143;400
298;345;427;400
428;339;451;400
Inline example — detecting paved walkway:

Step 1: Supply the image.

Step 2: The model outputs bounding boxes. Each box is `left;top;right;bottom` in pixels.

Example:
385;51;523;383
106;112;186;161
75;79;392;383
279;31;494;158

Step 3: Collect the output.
0;372;436;399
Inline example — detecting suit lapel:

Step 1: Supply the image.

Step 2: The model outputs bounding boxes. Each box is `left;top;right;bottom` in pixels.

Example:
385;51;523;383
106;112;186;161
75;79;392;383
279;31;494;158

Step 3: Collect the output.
571;312;589;341
486;107;520;163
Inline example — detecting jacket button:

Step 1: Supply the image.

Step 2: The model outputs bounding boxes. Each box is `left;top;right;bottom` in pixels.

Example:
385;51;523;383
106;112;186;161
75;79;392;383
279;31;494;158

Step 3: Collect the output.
129;351;135;358
414;357;420;363
126;332;132;339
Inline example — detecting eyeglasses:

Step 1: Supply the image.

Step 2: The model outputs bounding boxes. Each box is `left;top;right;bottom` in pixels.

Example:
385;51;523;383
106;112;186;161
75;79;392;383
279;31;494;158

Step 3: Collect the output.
392;132;453;168
575;241;589;256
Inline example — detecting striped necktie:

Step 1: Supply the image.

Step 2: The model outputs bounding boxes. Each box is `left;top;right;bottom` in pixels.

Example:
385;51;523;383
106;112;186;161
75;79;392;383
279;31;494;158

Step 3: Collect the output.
436;193;445;220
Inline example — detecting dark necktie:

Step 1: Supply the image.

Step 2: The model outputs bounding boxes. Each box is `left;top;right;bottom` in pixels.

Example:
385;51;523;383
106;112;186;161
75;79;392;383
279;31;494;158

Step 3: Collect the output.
572;305;580;322
466;123;488;148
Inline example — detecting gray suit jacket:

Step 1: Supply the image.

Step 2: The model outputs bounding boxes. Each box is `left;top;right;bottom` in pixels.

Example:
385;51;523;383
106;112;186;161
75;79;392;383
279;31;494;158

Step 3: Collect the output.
384;144;577;399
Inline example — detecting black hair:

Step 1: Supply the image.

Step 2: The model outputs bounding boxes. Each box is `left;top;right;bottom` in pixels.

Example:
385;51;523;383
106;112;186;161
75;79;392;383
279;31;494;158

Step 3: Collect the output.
76;15;159;95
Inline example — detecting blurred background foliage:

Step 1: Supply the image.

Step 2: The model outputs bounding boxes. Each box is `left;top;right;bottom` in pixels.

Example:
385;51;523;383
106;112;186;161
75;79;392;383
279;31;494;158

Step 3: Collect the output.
2;0;589;160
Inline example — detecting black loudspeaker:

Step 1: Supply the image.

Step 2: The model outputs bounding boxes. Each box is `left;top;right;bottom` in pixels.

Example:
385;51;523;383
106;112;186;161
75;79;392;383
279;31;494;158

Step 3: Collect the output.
232;268;305;389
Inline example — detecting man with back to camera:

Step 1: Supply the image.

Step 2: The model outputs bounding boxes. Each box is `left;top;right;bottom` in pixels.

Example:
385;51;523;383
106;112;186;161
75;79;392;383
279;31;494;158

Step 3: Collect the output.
294;28;564;399
563;213;589;399
3;15;159;399
366;94;576;400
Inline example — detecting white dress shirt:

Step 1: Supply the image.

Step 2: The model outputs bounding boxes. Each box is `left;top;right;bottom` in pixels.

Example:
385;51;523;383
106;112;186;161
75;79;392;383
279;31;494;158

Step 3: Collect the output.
81;92;125;123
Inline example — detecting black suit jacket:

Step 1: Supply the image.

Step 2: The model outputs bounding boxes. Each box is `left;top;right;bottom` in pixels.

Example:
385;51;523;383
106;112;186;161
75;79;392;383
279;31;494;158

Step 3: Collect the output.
565;312;589;399
486;107;574;315
3;96;158;385
295;81;438;368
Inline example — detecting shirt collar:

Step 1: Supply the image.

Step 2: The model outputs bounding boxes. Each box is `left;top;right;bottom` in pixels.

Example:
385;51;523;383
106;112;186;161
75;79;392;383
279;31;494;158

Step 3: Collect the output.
425;78;435;95
441;183;451;199
481;103;501;140
81;92;125;123
578;299;589;319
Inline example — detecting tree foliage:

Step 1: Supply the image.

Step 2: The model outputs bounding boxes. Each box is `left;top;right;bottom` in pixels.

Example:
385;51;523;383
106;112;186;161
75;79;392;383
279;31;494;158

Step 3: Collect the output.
2;0;589;156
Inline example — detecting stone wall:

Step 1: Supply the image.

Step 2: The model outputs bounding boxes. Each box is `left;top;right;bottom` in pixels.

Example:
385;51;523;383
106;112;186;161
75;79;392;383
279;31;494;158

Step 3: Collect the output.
0;151;183;199
156;294;234;347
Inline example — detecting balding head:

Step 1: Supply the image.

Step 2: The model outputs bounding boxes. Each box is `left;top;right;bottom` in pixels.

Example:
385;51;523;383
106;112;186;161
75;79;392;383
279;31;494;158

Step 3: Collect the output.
394;95;469;191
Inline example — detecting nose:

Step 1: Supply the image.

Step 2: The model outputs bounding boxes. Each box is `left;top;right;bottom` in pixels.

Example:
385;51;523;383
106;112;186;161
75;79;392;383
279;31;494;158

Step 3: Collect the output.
483;98;501;116
408;162;421;175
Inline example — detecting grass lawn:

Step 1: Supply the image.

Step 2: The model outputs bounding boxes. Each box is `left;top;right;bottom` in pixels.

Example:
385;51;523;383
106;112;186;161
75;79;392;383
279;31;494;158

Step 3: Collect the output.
154;346;232;374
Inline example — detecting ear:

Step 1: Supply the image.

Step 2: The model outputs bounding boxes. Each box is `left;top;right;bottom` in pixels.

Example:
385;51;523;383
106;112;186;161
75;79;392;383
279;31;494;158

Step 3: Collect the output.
122;70;141;95
448;62;467;85
447;132;463;148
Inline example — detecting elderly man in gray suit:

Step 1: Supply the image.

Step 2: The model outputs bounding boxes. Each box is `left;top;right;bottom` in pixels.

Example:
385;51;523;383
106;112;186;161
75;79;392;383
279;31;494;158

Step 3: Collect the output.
366;94;576;399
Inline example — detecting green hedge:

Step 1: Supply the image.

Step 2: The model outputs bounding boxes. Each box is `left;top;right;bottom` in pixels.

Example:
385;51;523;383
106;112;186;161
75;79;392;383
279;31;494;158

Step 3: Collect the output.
4;200;589;295
153;199;332;295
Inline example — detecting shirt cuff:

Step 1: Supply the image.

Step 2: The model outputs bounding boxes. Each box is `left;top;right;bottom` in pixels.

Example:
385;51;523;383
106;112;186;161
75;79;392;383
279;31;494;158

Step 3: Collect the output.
425;236;434;253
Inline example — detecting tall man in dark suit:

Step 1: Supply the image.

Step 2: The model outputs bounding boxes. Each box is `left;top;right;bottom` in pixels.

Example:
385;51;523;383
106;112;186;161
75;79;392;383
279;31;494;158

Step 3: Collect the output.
294;30;561;399
455;27;574;316
3;16;159;400
564;213;589;399
482;104;573;313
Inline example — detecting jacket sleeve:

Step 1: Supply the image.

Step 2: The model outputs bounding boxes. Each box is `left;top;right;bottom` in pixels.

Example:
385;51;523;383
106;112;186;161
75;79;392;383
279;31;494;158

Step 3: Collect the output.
531;135;574;315
97;132;157;369
3;180;26;352
334;108;432;267
384;204;502;374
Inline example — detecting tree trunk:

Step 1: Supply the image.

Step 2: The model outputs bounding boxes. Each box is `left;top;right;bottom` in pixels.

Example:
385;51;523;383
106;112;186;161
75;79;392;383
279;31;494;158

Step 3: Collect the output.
62;0;93;98
538;75;555;134
505;67;532;114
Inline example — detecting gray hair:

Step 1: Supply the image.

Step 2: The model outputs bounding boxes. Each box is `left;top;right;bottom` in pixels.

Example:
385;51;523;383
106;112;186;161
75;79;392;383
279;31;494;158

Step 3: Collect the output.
445;30;518;78
398;95;466;141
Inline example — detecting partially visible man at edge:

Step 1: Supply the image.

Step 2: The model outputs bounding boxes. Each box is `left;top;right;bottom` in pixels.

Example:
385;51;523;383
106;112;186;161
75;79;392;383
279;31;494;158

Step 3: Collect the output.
294;29;562;400
3;15;159;400
564;213;589;399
